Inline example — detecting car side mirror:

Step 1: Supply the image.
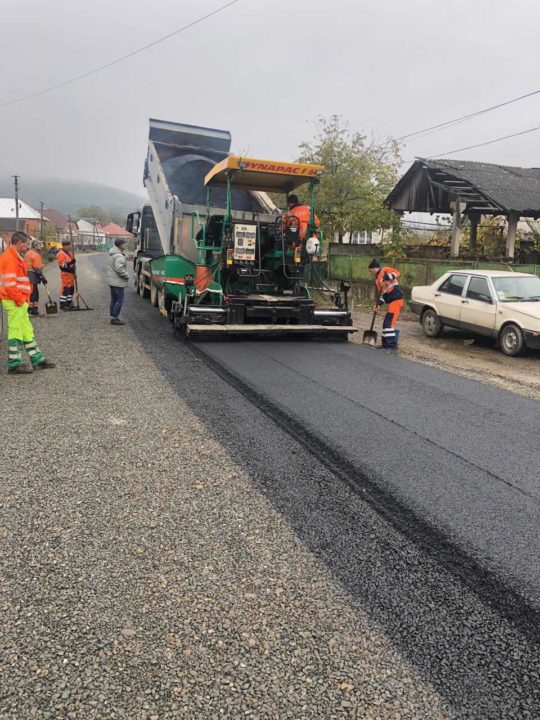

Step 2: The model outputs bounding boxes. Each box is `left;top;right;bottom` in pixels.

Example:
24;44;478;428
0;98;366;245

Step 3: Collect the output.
479;294;492;304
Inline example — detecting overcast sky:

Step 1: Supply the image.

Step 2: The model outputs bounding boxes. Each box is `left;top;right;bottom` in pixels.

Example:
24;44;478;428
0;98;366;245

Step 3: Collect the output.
1;0;540;196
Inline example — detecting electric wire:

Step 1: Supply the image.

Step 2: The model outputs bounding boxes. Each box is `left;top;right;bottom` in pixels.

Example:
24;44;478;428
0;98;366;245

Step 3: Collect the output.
0;0;241;108
397;89;540;142
402;122;540;164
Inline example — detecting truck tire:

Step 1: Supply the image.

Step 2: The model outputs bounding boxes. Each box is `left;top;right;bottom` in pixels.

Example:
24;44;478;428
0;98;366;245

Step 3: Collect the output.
499;323;525;356
138;273;150;299
421;308;443;338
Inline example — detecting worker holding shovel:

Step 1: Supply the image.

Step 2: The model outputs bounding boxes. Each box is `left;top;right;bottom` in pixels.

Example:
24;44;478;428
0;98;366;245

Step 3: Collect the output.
24;239;48;316
368;259;404;351
56;238;76;310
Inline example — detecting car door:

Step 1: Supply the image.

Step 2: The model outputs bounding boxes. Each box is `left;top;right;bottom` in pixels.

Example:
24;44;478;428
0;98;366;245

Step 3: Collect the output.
434;273;468;327
460;275;497;336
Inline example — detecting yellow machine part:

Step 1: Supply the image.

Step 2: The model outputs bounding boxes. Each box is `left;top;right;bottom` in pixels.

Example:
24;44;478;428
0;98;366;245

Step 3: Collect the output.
204;156;324;193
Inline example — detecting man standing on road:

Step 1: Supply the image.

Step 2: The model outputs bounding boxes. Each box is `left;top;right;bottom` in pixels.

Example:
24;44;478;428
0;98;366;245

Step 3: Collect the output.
56;238;76;310
24;239;48;317
0;232;55;374
368;258;404;351
107;238;129;325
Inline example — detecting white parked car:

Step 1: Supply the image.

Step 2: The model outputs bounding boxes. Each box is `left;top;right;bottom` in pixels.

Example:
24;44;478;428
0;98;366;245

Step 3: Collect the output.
410;270;540;356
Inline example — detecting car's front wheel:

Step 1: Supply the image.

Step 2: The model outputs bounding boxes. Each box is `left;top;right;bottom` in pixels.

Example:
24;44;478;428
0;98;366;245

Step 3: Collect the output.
499;323;525;356
421;308;443;338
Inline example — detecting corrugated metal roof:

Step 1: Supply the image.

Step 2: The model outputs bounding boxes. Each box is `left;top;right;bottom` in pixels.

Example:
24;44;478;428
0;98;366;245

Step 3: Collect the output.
77;219;95;232
422;159;540;213
0;198;42;219
76;219;106;237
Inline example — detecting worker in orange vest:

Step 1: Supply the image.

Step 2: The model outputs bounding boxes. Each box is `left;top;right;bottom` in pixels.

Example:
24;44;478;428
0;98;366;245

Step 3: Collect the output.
284;194;320;241
56;238;76;310
368;258;404;351
24;239;48;316
0;231;55;374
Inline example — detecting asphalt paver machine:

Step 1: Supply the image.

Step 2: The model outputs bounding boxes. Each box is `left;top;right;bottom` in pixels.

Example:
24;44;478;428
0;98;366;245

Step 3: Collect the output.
129;119;355;340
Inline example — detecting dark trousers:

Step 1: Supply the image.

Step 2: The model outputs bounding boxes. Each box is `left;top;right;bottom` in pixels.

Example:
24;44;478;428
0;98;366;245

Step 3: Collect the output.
60;285;74;309
29;284;40;314
110;285;125;319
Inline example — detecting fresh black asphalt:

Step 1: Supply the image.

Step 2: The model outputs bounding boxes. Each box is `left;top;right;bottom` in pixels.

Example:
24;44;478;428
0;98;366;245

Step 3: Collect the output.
197;339;540;609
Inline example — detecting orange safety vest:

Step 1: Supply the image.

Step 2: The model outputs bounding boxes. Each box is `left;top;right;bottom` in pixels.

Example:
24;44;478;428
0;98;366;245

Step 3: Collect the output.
0;245;32;304
375;267;403;300
285;205;320;241
24;249;44;273
57;248;75;287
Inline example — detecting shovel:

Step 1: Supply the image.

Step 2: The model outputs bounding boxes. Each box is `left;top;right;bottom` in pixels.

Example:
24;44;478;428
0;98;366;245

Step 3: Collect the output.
44;286;58;315
362;307;378;346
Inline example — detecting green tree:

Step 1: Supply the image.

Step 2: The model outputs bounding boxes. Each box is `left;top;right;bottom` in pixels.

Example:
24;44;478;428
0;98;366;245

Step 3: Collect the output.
76;205;112;225
298;116;401;243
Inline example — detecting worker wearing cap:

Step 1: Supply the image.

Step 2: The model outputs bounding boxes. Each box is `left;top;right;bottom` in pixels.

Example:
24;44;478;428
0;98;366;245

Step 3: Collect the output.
284;194;320;241
368;258;404;350
0;231;55;374
24;239;47;316
56;238;76;310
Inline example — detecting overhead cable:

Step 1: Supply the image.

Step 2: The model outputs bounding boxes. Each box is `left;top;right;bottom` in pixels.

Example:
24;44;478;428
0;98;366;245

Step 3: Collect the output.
0;0;241;108
398;89;540;142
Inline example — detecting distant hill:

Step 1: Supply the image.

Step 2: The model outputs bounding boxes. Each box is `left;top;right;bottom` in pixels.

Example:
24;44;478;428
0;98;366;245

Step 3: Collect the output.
0;177;145;220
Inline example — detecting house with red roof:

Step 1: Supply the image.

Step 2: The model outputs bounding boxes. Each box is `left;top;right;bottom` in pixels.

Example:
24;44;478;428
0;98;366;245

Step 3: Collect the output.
101;222;132;238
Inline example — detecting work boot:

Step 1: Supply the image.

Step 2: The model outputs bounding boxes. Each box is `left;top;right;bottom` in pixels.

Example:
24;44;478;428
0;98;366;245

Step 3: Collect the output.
110;318;125;325
8;364;33;375
34;360;56;369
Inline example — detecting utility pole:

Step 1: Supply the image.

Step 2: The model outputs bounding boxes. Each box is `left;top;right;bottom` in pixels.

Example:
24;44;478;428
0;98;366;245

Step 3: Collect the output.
12;175;20;231
68;214;75;246
40;201;45;243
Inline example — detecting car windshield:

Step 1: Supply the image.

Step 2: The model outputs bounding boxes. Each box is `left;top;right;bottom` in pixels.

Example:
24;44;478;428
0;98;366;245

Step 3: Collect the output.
492;275;540;302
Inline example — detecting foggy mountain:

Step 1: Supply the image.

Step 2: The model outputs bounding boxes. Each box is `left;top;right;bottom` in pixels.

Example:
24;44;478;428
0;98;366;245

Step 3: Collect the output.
0;176;145;217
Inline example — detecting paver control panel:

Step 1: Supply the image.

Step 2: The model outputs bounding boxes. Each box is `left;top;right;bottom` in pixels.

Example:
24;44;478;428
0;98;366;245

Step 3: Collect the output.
233;223;257;262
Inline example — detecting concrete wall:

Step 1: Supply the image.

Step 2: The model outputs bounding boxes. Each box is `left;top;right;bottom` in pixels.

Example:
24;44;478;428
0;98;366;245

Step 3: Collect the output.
328;254;540;300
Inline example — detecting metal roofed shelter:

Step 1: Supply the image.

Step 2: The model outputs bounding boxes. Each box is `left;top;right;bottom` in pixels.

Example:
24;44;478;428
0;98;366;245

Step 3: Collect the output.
386;159;540;258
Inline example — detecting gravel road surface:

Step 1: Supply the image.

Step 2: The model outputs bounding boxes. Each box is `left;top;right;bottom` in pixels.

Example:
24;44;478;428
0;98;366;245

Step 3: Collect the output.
0;253;538;719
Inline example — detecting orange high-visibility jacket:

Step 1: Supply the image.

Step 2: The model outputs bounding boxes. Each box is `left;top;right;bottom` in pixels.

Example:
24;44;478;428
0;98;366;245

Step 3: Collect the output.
285;205;320;240
375;266;402;304
24;249;44;272
0;245;32;304
57;248;75;287
24;250;43;282
375;266;400;293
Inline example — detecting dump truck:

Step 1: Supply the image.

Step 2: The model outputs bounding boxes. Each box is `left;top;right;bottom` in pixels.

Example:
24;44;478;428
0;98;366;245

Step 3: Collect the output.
127;118;355;339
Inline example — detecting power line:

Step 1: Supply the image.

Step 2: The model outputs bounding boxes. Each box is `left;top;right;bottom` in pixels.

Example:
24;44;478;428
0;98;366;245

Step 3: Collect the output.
402;122;540;164
397;89;540;142
0;0;241;108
